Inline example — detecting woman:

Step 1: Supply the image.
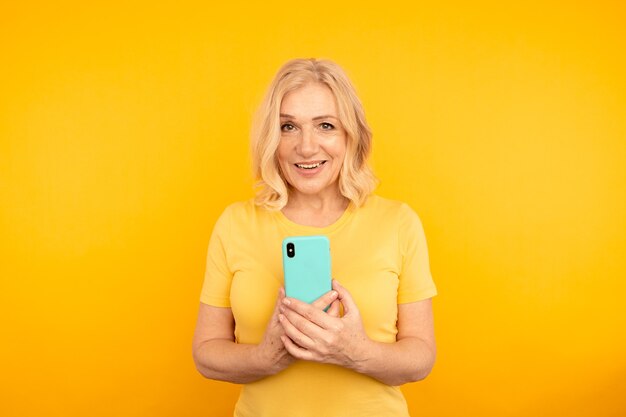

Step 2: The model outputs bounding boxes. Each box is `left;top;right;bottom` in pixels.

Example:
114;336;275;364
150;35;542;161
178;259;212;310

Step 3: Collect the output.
193;58;437;416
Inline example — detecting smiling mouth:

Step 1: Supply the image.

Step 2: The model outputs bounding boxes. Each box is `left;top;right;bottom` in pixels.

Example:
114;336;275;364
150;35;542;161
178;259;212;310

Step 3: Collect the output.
294;161;327;169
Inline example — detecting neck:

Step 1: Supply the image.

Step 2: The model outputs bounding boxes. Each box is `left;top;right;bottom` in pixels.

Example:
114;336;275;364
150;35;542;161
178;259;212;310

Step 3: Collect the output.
285;191;348;212
282;190;350;227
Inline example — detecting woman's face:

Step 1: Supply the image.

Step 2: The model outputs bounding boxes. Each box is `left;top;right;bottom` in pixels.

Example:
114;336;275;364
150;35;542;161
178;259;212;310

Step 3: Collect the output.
277;82;347;201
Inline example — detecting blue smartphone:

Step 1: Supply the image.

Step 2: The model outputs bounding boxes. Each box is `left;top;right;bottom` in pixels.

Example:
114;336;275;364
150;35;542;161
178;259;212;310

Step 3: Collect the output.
282;235;332;304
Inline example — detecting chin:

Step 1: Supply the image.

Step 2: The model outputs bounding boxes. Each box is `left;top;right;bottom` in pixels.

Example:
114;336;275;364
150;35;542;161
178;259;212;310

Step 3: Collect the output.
293;181;339;197
293;185;326;195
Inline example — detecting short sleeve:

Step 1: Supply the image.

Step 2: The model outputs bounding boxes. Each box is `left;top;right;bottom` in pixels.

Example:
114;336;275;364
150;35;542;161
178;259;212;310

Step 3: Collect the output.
397;204;437;303
200;207;233;307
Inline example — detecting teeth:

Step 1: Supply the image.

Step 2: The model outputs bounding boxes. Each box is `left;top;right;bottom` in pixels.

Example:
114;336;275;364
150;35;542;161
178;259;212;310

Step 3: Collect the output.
296;162;323;169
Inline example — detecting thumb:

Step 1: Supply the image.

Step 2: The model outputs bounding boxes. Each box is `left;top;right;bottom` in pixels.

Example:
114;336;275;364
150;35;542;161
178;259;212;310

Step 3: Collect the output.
333;280;359;316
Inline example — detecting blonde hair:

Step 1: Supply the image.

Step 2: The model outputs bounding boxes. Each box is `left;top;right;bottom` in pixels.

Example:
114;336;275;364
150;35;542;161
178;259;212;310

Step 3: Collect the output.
251;58;378;210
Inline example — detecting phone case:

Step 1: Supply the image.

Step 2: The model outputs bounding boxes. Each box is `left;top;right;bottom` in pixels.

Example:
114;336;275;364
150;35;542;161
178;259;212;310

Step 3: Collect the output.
282;235;332;304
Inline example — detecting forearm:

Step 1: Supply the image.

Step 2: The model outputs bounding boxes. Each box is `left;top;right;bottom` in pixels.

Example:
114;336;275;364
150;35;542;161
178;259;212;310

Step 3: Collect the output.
350;337;436;386
193;339;279;384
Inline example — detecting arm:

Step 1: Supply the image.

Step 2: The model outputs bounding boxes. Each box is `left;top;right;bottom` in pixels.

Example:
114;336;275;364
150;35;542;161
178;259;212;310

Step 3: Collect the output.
192;289;293;384
279;280;436;386
192;288;340;384
350;298;436;385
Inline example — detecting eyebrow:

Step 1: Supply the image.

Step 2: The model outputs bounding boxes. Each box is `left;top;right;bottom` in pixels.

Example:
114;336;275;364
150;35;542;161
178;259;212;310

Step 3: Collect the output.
279;113;338;121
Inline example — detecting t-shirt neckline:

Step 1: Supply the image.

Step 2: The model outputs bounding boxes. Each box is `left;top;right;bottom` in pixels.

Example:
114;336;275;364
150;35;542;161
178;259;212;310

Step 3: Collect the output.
274;201;355;235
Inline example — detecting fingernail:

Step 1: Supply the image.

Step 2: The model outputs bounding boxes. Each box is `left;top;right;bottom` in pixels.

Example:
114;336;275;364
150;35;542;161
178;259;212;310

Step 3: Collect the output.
331;291;338;298
282;298;291;306
279;305;285;313
278;314;284;322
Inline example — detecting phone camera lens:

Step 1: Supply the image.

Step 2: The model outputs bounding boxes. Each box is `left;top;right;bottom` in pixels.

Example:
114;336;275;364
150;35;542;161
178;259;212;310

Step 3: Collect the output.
286;242;295;258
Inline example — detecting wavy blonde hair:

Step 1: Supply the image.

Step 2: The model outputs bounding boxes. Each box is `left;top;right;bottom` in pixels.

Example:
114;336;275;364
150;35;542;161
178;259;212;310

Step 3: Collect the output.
251;58;378;210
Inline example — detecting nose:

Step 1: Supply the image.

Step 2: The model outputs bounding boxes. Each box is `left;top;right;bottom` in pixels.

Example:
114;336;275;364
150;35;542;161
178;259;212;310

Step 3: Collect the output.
297;126;318;157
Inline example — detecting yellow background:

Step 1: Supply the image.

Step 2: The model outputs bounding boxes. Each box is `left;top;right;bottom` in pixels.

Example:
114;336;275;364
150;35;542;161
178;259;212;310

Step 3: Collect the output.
1;1;625;416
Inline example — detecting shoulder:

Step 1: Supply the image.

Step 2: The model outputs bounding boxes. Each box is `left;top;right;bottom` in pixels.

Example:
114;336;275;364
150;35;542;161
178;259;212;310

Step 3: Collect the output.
220;199;256;218
208;200;256;244
360;194;420;221
216;199;273;229
358;195;426;239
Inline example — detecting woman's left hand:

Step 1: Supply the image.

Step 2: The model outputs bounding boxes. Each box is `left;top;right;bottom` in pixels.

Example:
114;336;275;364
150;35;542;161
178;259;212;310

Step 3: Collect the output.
278;280;372;369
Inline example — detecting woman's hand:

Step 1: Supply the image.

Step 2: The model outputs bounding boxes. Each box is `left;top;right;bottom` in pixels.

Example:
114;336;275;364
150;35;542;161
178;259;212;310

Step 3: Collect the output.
257;287;342;375
278;280;372;370
255;287;295;375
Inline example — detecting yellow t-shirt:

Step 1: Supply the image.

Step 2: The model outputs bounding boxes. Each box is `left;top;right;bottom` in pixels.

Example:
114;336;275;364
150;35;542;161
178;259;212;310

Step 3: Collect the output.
200;195;437;417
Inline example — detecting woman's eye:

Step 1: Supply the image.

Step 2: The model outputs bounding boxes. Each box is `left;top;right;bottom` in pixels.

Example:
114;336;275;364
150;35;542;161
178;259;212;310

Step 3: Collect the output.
281;123;295;132
320;122;335;130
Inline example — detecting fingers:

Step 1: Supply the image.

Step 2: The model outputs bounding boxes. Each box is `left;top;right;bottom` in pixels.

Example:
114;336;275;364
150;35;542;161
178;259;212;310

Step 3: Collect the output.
278;311;316;350
282;296;336;329
311;289;339;311
326;299;340;317
279;292;342;347
268;287;288;326
332;280;358;316
280;335;314;361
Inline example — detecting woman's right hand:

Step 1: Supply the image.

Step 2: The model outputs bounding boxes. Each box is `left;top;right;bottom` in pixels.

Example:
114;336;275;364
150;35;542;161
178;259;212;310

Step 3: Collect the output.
257;287;339;375
256;287;295;374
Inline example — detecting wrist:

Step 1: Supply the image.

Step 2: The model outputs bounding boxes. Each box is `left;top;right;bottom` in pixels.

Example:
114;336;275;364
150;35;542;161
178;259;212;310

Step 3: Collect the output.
254;342;284;376
253;343;273;375
346;337;378;374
